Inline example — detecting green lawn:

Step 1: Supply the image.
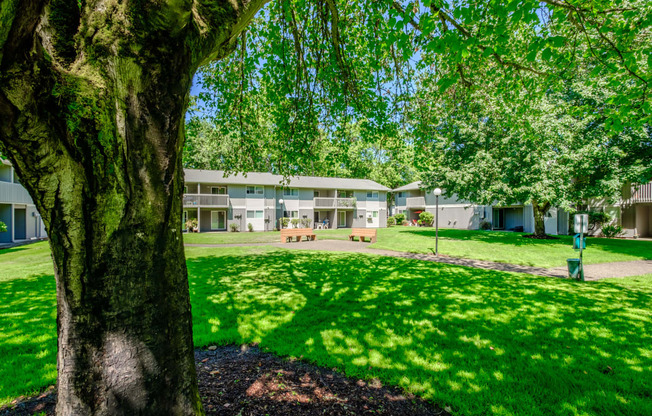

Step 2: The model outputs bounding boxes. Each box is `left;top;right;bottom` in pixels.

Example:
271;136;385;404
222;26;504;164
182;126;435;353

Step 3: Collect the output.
1;242;651;416
371;227;652;268
182;228;352;244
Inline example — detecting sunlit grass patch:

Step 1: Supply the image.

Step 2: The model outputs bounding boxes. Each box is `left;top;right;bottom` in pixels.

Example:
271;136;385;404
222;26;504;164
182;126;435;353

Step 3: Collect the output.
371;227;652;268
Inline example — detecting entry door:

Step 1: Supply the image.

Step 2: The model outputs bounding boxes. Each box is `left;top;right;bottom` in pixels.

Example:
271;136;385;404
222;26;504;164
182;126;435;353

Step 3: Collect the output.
339;211;346;228
492;208;504;229
211;211;226;230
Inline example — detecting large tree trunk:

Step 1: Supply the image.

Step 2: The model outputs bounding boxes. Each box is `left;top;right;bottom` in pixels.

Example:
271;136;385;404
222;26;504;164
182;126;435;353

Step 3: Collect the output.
0;0;267;414
531;200;551;237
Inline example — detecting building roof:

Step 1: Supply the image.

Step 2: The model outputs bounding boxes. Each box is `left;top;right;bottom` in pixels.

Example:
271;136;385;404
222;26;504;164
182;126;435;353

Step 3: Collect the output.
392;181;424;192
184;169;391;191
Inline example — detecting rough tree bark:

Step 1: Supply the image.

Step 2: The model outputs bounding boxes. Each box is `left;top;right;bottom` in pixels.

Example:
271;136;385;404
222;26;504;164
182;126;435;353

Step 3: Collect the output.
531;200;551;237
0;0;267;414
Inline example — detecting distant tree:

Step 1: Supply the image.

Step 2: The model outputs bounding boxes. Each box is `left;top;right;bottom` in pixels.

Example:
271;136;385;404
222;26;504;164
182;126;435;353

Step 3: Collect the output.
414;78;650;237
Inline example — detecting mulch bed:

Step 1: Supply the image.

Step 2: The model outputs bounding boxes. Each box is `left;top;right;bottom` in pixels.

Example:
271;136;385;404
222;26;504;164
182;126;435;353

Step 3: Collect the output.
1;345;449;416
522;234;560;240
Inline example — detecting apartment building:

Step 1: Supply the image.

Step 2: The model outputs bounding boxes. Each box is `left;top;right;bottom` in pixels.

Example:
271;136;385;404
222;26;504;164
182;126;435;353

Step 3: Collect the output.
0;159;46;244
585;182;652;238
392;181;569;235
183;169;390;232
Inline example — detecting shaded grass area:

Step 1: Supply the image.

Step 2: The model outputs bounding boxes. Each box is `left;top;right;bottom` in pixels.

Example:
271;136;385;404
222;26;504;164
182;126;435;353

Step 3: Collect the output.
371;227;652;268
1;242;651;416
182;228;352;244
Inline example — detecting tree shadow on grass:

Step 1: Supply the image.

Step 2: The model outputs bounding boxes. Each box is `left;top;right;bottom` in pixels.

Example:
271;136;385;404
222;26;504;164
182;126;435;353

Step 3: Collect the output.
0;274;57;405
188;250;652;416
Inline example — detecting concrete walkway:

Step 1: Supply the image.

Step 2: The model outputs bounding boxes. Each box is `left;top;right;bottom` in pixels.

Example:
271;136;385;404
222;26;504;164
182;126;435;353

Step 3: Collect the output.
186;239;652;281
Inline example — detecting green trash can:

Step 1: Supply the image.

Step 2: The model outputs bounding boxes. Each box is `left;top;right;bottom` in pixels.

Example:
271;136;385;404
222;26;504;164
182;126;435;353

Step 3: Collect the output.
567;258;581;279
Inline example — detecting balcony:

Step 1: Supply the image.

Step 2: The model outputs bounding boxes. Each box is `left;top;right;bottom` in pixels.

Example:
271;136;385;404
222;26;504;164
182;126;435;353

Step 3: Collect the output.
0;180;33;204
406;196;426;209
313;197;357;209
629;182;652;203
183;194;229;207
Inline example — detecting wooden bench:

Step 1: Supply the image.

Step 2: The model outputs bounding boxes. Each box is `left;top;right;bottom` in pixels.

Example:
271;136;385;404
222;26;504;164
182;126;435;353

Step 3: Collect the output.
349;228;377;243
281;228;316;243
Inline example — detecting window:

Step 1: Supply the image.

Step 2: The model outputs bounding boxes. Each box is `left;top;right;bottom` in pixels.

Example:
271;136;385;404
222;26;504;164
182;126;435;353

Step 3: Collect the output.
283;188;299;196
338;190;353;198
247;210;264;219
314;191;320;197
366;191;378;198
373;211;378;218
283;210;299;218
398;192;405;198
246;186;263;195
211;186;226;195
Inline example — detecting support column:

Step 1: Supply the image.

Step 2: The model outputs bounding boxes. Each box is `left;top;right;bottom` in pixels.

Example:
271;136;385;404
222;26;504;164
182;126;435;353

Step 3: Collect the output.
197;207;201;233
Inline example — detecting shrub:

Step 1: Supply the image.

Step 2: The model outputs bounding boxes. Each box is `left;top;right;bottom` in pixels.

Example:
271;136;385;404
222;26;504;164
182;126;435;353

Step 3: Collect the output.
394;213;405;224
280;217;290;228
402;220;409;226
291;218;300;228
184;218;198;232
0;220;7;233
247;223;254;232
419;211;434;226
387;216;396;226
479;220;492;230
300;218;312;228
229;223;239;232
601;225;624;238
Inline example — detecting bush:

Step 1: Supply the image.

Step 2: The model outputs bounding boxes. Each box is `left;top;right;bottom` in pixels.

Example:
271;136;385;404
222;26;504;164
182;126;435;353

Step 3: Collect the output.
573;211;612;232
601;225;624;238
402;220;410;226
0;220;8;233
229;223;239;232
300;218;312;228
480;220;492;230
280;217;290;228
418;211;434;226
387;216;396;226
394;213;405;224
184;218;198;232
247;223;254;232
291;218;300;228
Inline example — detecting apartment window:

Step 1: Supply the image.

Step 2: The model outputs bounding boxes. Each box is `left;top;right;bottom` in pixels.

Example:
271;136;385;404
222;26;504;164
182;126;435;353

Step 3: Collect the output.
373;211;378;218
283;188;299;196
246;186;263;195
366;191;379;198
247;210;264;219
338;190;353;198
314;191;320;197
398;192;405;198
283;210;299;218
211;186;227;195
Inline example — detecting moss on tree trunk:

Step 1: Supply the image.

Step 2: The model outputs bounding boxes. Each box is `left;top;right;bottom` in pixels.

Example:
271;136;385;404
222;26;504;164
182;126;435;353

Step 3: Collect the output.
0;0;268;414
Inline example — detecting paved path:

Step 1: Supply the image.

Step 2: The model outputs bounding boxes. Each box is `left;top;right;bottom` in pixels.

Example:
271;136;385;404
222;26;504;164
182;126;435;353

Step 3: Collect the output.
186;239;652;281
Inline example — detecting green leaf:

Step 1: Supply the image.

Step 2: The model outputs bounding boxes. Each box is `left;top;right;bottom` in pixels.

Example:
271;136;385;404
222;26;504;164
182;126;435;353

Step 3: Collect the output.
542;47;552;61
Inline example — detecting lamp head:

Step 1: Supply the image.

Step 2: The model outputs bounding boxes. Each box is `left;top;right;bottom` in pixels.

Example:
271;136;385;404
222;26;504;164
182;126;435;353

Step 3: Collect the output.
279;198;284;204
433;188;442;196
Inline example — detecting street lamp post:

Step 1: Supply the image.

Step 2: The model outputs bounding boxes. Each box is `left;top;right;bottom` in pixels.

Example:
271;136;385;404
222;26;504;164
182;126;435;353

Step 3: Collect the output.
279;198;284;229
433;188;442;256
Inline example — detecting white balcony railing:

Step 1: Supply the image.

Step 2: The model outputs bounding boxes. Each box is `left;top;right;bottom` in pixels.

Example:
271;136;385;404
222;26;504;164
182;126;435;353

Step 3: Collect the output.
406;196;426;208
629;182;652;203
0;180;33;204
183;194;229;207
313;197;357;209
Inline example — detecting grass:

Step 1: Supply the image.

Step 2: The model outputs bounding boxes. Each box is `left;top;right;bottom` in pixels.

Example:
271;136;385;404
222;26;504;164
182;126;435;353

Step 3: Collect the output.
182;228;352;244
371;227;652;268
1;242;651;415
